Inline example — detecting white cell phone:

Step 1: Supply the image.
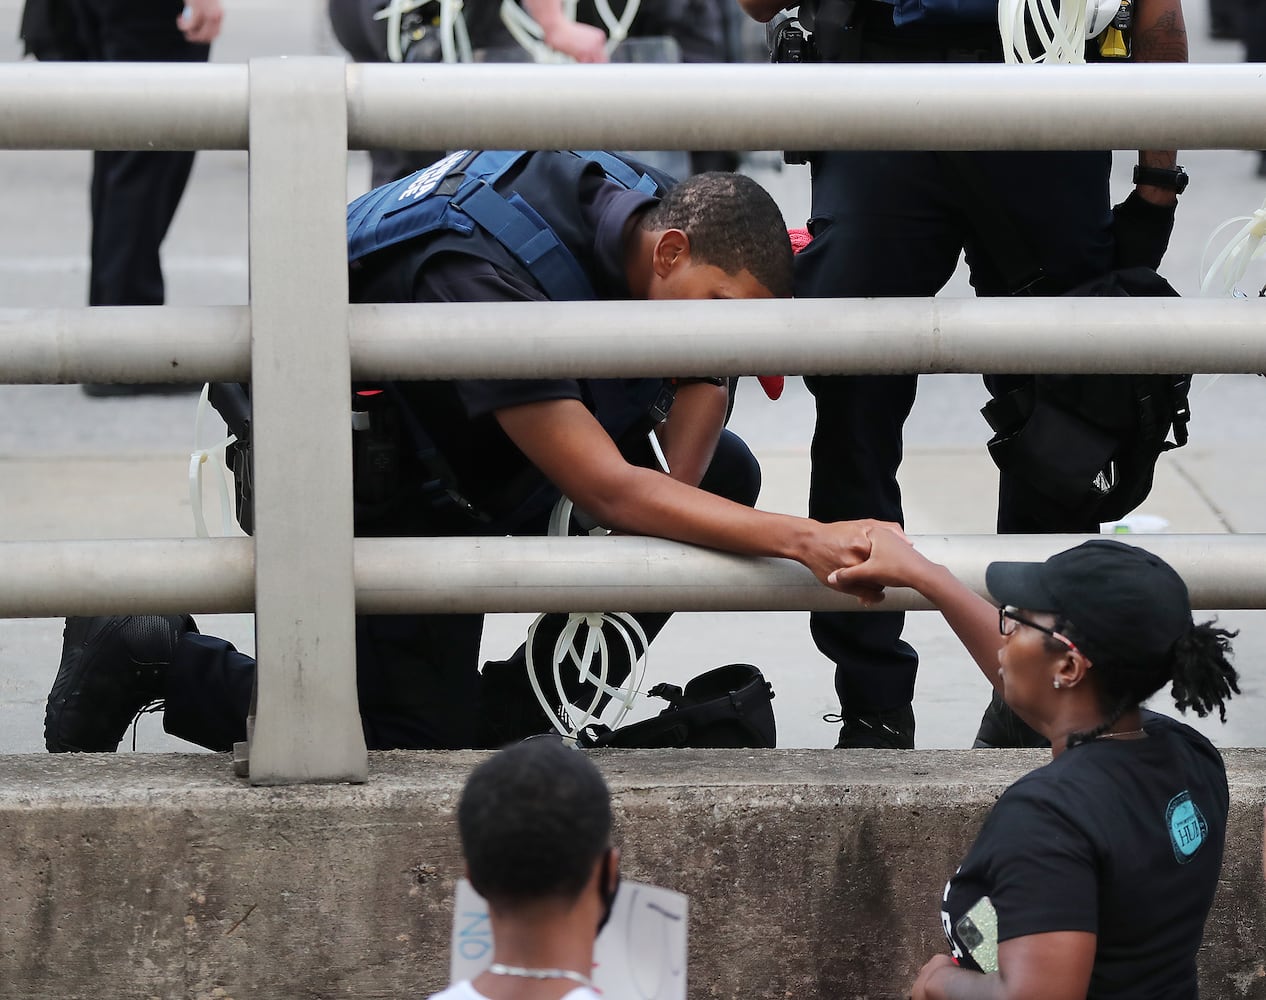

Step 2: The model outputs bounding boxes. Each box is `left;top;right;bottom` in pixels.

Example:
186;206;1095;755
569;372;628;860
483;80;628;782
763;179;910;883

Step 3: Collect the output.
955;895;999;973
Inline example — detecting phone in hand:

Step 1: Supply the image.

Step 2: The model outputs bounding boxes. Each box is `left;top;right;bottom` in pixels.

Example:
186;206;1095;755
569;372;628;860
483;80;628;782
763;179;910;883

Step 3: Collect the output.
955;896;999;974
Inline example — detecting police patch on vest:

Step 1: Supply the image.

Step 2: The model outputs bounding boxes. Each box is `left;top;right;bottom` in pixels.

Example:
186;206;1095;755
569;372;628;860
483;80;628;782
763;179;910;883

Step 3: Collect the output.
1166;791;1208;863
398;149;470;202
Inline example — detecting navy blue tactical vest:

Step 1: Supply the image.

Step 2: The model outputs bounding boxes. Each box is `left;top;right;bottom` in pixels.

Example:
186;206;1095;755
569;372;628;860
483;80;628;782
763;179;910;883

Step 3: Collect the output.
348;149;667;301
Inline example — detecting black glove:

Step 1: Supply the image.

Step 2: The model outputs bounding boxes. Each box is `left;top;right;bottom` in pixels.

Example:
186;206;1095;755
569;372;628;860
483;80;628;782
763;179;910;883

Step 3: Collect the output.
1111;190;1177;271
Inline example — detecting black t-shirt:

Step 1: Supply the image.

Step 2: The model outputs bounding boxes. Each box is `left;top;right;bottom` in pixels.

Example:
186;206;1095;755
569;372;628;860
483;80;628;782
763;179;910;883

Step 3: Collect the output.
359;172;662;530
942;712;1228;999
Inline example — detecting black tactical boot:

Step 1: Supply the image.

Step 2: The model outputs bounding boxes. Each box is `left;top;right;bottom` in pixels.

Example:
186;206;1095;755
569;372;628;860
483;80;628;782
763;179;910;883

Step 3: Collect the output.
45;615;196;752
830;703;916;749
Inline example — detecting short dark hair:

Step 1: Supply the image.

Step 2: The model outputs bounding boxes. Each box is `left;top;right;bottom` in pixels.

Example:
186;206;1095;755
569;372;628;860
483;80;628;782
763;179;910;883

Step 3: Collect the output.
458;738;612;909
638;172;793;298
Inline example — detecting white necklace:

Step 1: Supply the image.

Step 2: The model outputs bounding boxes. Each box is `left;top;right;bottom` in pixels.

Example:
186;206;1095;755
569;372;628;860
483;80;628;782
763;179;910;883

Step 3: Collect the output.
1097;727;1146;740
488;963;592;988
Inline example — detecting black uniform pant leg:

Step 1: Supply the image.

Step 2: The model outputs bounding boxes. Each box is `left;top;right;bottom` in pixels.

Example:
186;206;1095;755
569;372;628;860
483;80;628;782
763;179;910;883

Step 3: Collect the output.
479;428;761;746
162;613;487;752
73;0;210;308
797;150;962;725
962;149;1115;534
88;148;196;306
961;150;1113;746
163;633;255;751
1245;0;1266;166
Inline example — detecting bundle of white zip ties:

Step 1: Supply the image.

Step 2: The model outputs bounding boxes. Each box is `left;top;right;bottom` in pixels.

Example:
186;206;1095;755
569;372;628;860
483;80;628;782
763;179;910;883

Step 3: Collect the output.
1199;194;1266;298
998;0;1119;63
526;490;649;743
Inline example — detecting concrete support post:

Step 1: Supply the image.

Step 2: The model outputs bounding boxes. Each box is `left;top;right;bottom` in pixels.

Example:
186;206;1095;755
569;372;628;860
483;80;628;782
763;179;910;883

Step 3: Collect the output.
244;57;367;785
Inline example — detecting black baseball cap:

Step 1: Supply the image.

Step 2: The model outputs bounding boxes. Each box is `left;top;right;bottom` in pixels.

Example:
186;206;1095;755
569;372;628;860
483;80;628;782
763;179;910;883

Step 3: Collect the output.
985;539;1192;667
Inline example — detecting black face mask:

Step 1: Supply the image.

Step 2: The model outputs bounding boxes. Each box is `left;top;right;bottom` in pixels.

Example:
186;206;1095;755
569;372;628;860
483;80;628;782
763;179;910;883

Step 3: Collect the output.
596;849;620;935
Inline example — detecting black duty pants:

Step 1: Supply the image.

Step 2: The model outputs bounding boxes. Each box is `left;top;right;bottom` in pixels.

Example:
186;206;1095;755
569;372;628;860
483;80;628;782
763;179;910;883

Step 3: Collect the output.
162;428;762;751
798;22;1115;719
68;0;210;307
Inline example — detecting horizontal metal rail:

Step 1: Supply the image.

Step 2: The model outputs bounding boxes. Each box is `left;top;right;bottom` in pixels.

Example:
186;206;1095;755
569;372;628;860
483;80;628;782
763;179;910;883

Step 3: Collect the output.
0;63;248;149
349;62;1266;152
4;298;1266;383
4;535;1264;618
3;62;1266;151
0;306;251;383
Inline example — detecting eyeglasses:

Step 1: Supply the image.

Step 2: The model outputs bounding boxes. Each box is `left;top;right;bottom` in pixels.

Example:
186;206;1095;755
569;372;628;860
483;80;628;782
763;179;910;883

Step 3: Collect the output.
998;606;1081;656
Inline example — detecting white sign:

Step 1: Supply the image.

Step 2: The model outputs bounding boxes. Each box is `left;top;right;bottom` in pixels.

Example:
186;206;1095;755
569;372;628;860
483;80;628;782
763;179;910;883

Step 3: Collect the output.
450;879;688;1000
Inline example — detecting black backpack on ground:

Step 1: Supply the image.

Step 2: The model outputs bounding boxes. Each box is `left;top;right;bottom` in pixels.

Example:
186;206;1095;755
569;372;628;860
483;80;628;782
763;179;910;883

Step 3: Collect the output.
576;663;777;749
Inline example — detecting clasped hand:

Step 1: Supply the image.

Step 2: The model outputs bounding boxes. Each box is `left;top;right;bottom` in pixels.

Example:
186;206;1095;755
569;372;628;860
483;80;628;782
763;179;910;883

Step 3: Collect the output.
824;522;922;605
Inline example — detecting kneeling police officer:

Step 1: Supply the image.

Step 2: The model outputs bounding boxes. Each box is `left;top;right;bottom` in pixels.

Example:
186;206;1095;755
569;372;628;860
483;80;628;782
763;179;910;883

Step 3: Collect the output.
44;150;892;754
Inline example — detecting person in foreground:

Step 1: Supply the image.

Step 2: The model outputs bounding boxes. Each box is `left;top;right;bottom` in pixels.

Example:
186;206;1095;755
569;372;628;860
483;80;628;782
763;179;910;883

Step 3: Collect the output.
436;737;616;1000
832;536;1239;1000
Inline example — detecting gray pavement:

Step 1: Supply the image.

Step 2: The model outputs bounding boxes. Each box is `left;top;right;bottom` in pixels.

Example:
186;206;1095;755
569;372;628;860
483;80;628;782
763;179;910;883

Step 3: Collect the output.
2;0;1264;753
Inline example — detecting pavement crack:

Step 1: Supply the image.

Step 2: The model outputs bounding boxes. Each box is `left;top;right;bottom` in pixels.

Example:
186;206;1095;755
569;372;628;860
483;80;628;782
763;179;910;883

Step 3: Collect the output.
1172;457;1236;532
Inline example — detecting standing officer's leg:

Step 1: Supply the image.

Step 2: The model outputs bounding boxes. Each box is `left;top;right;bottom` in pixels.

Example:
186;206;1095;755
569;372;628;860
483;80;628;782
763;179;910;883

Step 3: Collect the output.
798;149;961;749
964;149;1114;747
80;0;209;309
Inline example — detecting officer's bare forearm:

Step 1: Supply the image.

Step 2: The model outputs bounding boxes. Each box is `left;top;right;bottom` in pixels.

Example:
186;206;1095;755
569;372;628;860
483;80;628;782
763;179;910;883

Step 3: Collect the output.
655;381;727;487
496;397;871;584
1131;0;1187;193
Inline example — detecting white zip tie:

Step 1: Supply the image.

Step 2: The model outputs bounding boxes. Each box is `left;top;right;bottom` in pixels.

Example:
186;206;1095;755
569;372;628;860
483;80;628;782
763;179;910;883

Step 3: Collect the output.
998;0;1092;64
1198;197;1266;297
524;610;647;739
526;451;663;739
189;383;238;538
374;0;471;63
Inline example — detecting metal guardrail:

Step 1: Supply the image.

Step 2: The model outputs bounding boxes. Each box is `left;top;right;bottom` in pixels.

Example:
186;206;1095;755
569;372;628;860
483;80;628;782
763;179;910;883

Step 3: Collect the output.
2;58;1264;784
7;535;1266;618
4;298;1266;381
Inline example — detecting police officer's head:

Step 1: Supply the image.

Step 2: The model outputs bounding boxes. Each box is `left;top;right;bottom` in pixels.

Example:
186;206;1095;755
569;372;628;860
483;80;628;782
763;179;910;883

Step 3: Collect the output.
635;172;793;300
458;737;618;921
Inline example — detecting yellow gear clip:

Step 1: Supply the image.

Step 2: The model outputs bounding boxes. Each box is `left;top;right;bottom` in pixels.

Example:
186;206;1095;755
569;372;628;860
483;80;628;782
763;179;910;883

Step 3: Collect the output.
1098;26;1128;57
1097;0;1132;58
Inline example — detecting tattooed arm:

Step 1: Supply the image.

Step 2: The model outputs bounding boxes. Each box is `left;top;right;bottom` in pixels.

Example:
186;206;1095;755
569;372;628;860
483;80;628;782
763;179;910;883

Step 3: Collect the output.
1130;0;1188;201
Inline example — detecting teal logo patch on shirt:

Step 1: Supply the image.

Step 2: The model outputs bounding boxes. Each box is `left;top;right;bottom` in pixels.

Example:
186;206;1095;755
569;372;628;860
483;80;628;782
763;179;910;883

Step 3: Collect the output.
1166;791;1208;863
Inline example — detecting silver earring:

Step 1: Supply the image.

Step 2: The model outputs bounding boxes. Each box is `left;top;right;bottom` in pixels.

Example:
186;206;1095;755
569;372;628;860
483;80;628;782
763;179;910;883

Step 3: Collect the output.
1053;678;1062;689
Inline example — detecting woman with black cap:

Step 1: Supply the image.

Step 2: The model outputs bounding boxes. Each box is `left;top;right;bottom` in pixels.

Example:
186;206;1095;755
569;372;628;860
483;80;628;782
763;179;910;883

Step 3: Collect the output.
831;535;1240;1000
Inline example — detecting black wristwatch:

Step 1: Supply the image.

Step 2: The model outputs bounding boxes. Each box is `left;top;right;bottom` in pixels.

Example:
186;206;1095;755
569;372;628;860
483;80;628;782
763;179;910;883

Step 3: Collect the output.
1133;165;1189;194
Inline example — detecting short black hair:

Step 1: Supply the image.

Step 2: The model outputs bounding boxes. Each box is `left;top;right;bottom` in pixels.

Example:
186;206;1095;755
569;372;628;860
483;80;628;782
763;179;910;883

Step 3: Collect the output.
638;172;793;298
458;738;612;909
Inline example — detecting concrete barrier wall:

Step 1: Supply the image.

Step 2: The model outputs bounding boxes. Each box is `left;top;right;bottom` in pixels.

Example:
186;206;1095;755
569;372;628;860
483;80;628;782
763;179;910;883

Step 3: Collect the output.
2;750;1263;999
